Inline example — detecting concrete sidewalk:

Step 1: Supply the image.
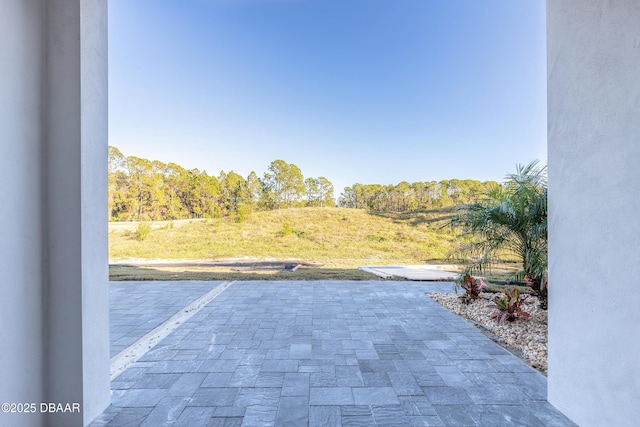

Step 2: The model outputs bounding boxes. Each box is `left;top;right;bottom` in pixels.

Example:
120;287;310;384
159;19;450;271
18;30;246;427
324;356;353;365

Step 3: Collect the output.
94;280;575;426
358;266;460;281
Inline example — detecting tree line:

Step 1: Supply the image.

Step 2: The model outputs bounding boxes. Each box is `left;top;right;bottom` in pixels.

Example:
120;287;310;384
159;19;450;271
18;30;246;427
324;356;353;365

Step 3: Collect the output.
337;180;499;212
108;146;498;221
108;146;335;221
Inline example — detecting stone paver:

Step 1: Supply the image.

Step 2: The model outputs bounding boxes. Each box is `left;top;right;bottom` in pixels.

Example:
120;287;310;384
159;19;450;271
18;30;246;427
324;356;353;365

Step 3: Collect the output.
92;280;577;426
110;281;221;357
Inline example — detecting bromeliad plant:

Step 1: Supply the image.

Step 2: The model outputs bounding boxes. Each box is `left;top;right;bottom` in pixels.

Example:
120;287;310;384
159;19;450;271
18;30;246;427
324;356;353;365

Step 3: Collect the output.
457;274;486;304
526;275;548;309
491;288;531;324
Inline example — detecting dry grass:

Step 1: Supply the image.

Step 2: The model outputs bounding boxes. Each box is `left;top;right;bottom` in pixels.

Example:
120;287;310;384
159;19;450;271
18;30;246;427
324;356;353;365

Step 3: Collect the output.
109;207;458;267
109;207;525;281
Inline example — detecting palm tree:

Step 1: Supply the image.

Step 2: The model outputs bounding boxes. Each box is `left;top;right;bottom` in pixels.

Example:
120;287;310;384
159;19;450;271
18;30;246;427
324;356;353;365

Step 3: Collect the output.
451;161;548;308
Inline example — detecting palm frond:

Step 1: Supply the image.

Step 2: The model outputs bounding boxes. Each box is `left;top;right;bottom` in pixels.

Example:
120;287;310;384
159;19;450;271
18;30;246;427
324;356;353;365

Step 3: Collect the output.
448;160;548;286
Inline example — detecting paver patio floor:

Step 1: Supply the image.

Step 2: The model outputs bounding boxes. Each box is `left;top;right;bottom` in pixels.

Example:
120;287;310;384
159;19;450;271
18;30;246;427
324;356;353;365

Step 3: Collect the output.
110;281;221;357
92;280;576;426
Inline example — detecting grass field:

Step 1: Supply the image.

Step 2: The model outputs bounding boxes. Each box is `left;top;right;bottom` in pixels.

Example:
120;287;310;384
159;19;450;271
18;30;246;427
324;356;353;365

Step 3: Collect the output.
109;207;458;264
109;207;520;281
109;207;462;280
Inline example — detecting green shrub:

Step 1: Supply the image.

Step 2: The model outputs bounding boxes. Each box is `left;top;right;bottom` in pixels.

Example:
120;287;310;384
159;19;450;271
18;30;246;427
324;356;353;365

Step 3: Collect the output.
235;205;252;223
277;223;307;238
280;223;293;236
134;222;152;241
293;229;308;238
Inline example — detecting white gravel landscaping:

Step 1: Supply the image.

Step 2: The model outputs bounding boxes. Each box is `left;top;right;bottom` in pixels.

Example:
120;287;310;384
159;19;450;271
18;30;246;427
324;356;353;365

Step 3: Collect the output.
429;292;548;373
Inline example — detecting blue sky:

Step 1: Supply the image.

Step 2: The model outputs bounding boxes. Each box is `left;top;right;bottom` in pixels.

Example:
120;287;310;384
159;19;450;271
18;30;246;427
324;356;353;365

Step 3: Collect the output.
109;0;547;195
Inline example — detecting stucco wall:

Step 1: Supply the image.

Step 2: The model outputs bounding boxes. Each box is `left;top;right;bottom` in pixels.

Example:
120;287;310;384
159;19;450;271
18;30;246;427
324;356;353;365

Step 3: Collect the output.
79;2;111;424
0;1;110;426
0;1;46;426
45;0;111;425
547;1;640;426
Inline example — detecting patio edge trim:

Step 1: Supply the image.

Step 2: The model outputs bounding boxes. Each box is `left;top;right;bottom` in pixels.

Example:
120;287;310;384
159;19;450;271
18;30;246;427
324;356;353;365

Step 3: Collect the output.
109;280;235;380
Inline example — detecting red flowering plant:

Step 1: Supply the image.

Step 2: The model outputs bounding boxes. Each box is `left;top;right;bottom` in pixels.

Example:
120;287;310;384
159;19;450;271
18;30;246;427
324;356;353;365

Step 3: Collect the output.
491;288;531;324
458;274;487;304
525;275;548;310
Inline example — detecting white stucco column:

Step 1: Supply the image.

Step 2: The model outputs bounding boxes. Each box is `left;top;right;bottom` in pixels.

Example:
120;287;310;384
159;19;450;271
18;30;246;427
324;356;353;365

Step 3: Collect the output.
45;0;110;425
547;1;640;426
0;2;47;425
0;1;110;426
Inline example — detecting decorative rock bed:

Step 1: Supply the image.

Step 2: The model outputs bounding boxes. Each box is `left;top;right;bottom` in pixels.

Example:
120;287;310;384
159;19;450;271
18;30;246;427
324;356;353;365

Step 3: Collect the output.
429;292;548;373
